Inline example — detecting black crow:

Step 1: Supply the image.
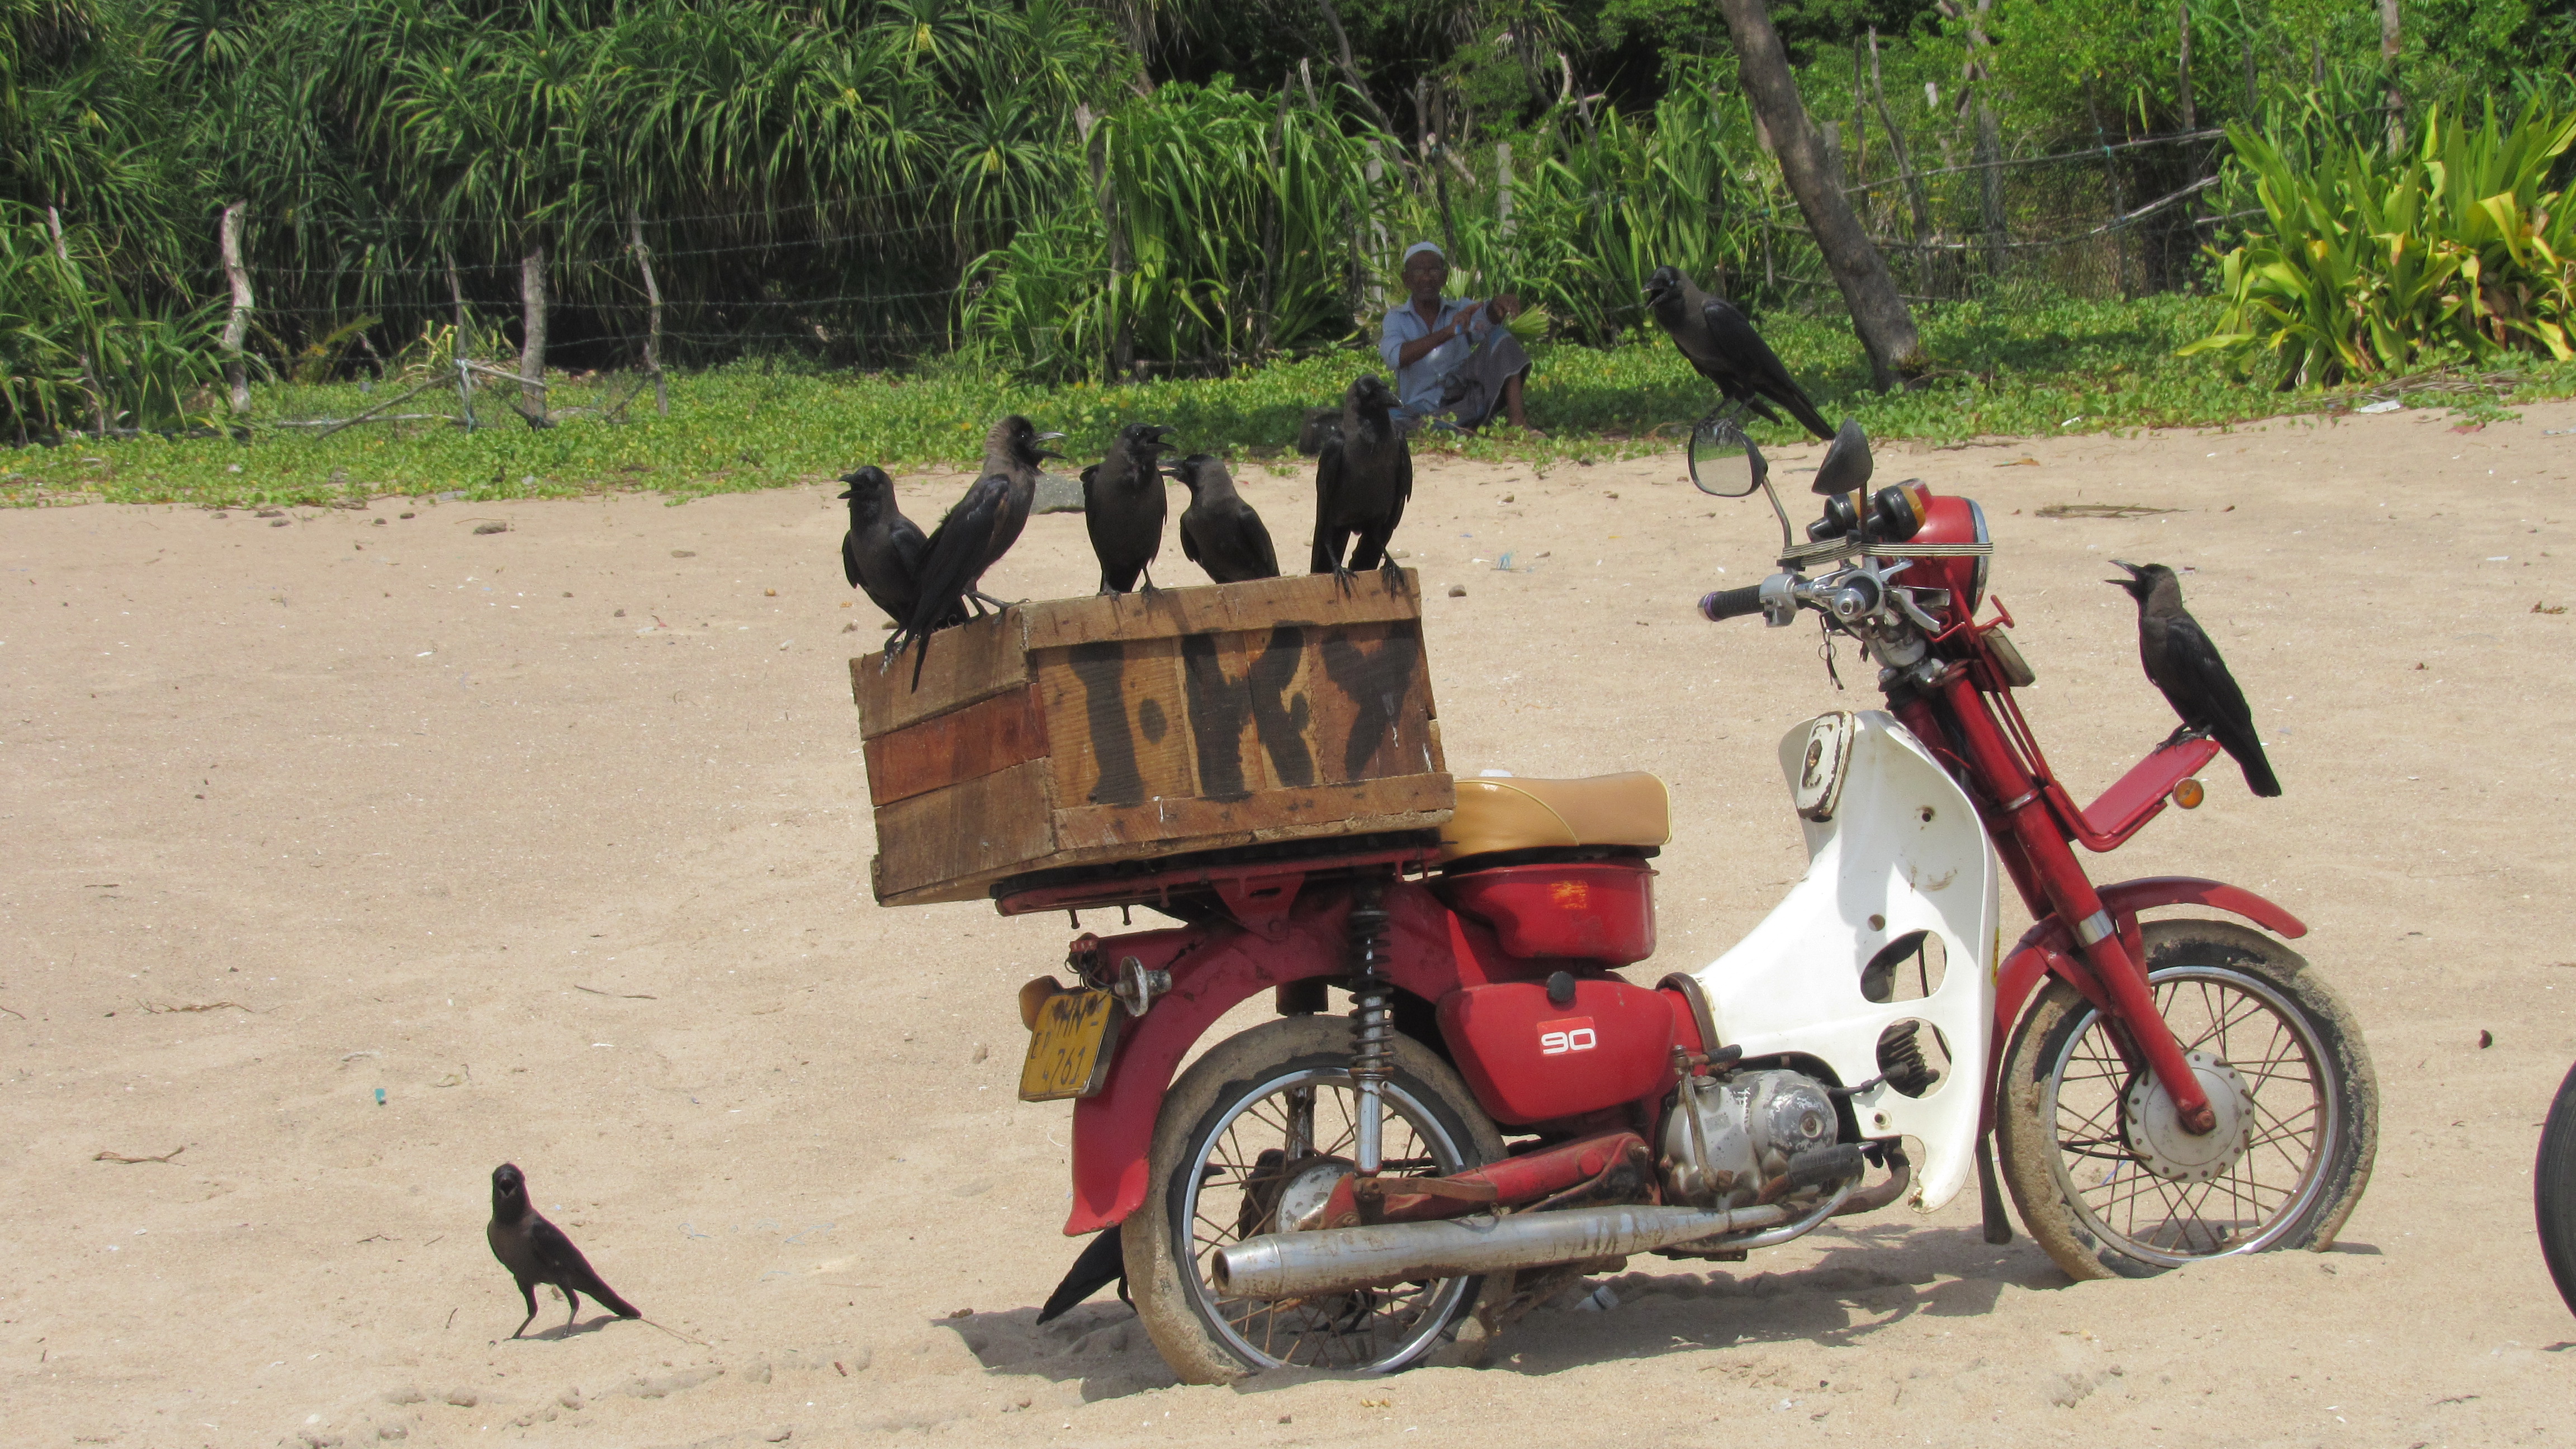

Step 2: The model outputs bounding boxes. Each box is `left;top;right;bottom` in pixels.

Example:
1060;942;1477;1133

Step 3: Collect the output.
1034;1230;1128;1325
2109;561;2281;798
837;465;945;627
1643;265;1834;441
1169;453;1280;584
1310;375;1412;585
486;1163;640;1339
893;416;1062;687
1083;422;1176;594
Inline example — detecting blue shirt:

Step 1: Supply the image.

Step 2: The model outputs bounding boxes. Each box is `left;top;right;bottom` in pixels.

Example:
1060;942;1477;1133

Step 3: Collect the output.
1377;296;1494;415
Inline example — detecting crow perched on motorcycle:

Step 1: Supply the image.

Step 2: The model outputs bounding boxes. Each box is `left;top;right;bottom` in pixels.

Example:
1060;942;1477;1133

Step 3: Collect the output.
892;416;1062;687
1310;374;1412;584
2109;560;2281;798
1083;422;1177;594
1169;453;1280;584
486;1163;641;1339
837;465;950;628
1642;265;1834;441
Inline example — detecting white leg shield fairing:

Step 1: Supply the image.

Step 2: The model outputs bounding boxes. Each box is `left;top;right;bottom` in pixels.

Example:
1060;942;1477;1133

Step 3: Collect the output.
1687;710;1999;1213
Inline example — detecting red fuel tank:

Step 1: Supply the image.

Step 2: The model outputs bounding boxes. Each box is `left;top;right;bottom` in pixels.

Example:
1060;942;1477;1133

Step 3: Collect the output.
1434;859;1658;966
1436;977;1677;1125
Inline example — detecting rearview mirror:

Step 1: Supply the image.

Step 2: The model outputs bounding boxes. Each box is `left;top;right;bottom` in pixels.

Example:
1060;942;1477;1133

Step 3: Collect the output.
1689;416;1769;498
1811;418;1873;496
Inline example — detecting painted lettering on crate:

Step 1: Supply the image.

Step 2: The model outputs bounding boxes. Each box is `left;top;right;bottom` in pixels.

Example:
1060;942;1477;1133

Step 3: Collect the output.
1320;630;1420;778
1180;627;1316;796
1067;641;1145;806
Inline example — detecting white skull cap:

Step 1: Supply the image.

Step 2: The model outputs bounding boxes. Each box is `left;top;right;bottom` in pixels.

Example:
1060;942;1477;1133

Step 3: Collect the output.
1402;241;1445;264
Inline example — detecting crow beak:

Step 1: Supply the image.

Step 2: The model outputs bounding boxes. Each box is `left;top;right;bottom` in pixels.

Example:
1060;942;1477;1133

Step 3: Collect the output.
837;489;851;499
2106;559;2143;586
1035;432;1065;442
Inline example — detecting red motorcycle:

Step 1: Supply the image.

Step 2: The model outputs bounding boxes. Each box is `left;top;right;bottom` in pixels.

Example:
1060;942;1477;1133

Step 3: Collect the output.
1006;420;2378;1381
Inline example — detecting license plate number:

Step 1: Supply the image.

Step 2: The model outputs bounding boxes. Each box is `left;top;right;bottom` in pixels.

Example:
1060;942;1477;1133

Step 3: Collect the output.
1019;988;1124;1101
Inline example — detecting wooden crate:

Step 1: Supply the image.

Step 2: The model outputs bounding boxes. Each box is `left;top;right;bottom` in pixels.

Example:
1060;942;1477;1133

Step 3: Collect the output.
850;570;1453;906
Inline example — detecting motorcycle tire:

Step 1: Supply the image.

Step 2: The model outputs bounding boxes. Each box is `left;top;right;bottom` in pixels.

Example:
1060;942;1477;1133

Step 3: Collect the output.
2536;1059;2576;1315
1123;1015;1508;1383
1996;918;2378;1281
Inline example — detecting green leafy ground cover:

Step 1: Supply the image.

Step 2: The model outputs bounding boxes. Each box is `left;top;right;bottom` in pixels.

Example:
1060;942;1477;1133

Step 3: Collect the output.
10;292;2573;510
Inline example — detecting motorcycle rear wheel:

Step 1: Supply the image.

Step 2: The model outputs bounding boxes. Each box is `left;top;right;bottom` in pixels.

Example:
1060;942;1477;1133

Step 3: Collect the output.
1996;918;2378;1280
1123;1016;1507;1383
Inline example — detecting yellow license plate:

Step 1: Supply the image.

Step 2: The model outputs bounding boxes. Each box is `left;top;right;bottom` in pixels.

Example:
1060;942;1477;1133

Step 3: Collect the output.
1019;988;1125;1102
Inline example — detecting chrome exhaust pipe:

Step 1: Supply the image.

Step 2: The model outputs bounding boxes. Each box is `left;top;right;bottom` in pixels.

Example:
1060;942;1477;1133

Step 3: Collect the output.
1211;1201;1793;1300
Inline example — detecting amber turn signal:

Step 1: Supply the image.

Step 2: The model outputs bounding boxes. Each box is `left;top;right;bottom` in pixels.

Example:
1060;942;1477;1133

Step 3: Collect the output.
2171;778;2205;809
1019;974;1068;1031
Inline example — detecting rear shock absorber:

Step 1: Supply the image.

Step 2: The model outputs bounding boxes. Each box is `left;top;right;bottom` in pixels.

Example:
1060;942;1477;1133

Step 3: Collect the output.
1346;877;1394;1175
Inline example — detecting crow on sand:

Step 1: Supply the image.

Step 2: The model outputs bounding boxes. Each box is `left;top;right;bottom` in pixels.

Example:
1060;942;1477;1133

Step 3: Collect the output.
486;1163;641;1339
2109;560;2282;797
1310;375;1412;586
1082;422;1177;594
1642;265;1834;441
1169;453;1279;584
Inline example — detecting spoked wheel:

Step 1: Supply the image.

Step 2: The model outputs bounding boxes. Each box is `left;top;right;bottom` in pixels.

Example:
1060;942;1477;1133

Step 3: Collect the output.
1123;1017;1506;1383
1997;919;2378;1280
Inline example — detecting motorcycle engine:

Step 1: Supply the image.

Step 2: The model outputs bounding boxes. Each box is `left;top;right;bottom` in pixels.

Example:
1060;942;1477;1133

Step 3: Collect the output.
1660;1069;1840;1209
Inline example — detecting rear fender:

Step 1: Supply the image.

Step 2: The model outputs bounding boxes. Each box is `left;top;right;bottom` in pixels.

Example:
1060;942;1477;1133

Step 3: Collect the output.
1063;880;1467;1235
1982;875;2307;1128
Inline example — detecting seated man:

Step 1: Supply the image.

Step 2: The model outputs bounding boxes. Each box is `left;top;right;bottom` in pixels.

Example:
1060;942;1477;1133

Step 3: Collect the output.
1376;242;1542;435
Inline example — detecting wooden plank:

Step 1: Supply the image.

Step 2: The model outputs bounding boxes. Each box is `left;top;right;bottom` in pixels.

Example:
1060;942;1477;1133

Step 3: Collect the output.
861;683;1048;807
850;609;1030;740
1051;772;1455;856
869;759;1058;904
1035;636;1202;813
1018;569;1421;651
1282;618;1441;784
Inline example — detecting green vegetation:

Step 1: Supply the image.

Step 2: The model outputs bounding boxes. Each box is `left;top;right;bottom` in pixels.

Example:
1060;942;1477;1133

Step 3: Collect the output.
14;290;2569;510
2186;102;2576;385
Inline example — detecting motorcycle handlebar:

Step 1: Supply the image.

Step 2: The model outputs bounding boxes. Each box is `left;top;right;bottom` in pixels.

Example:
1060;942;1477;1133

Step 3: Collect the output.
1699;584;1769;622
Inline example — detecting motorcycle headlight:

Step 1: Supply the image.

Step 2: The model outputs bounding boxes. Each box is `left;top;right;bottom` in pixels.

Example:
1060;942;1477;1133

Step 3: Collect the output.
1966;498;1991;612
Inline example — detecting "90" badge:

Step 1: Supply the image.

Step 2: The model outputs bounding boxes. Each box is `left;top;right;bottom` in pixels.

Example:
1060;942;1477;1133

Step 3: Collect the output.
1537;1016;1598;1057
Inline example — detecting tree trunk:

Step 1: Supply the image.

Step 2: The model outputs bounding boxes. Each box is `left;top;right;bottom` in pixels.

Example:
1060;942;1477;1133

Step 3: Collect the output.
1713;0;1922;388
1868;28;1938;292
1497;141;1515;236
219;201;254;414
2380;0;2405;155
518;239;548;424
628;208;666;416
1964;0;2008;275
446;250;476;433
2176;1;2195;132
46;205;109;435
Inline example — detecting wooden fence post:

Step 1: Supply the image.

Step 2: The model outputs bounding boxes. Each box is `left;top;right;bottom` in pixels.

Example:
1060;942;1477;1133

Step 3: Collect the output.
1497;141;1514;236
445;250;477;434
1968;0;2009;277
2084;74;2131;298
219;202;254;414
628;207;667;417
518;238;548;424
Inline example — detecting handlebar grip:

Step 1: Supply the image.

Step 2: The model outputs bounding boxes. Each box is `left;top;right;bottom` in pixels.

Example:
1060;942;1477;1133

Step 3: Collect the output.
1699;584;1768;622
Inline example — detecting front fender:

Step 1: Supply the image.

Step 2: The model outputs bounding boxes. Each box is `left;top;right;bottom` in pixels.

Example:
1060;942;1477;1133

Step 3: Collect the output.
1982;875;2307;1125
1063;882;1465;1235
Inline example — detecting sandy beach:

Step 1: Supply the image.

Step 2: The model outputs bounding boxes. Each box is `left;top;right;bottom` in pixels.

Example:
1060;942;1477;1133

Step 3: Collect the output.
6;398;2575;1447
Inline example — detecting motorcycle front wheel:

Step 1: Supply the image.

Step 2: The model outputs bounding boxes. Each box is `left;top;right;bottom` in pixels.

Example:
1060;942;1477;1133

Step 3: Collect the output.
1123;1015;1507;1383
1996;918;2378;1280
2536;1060;2576;1315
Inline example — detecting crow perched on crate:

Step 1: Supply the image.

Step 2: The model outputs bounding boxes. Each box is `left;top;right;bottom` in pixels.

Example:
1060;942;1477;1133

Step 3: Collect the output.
1083;422;1177;594
1642;266;1834;441
1310;375;1412;585
2109;560;2281;798
892;416;1062;687
486;1163;640;1339
1169;453;1279;584
837;465;949;627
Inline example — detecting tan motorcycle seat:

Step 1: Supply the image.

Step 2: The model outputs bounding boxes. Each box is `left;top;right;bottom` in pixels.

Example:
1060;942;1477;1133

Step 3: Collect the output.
1439;773;1672;861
